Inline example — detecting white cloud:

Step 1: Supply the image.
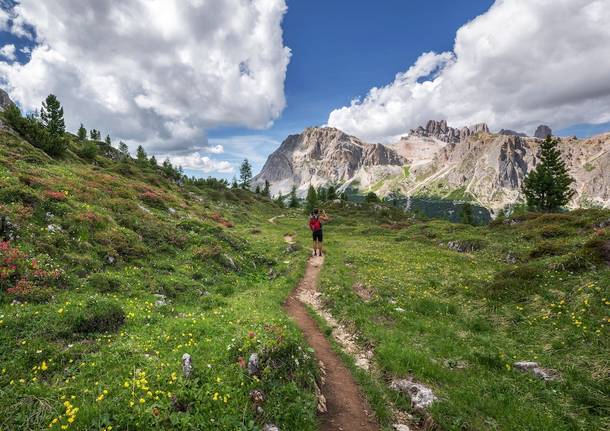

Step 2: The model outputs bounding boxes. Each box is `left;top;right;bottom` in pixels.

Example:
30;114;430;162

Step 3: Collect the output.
328;0;610;142
0;0;291;153
0;7;10;31
0;44;16;61
165;152;234;174
205;144;224;154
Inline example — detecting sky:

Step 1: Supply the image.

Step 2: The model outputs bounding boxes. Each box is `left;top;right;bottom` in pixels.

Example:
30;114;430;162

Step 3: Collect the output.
0;0;609;179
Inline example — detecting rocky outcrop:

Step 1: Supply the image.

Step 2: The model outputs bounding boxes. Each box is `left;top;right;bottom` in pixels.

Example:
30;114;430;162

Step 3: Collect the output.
499;129;528;137
0;89;15;111
409;120;490;144
534;125;552;139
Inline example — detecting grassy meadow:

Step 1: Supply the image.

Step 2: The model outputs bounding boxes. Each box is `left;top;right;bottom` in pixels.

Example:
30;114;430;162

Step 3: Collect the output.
1;128;609;431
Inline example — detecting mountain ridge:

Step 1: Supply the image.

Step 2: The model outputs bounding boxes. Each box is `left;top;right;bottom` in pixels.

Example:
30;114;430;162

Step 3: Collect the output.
254;121;610;211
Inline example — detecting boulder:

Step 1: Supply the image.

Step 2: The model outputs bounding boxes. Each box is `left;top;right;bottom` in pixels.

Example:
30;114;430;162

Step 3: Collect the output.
390;377;437;410
182;353;193;378
514;361;559;381
534;125;552;139
247;353;260;376
262;425;279;431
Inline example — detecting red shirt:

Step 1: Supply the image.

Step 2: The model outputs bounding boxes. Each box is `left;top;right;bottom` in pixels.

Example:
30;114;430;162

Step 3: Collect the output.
309;217;322;231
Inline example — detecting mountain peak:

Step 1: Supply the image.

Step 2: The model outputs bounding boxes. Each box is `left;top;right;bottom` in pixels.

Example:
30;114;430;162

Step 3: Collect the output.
409;120;490;144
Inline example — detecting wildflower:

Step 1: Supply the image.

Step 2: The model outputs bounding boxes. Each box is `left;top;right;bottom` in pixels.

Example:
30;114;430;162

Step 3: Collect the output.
41;361;48;371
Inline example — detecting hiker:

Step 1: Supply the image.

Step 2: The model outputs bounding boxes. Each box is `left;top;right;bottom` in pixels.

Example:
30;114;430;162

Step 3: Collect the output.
309;208;328;256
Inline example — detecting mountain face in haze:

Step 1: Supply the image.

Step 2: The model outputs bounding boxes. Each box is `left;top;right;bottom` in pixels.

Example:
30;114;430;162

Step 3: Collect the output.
254;120;610;211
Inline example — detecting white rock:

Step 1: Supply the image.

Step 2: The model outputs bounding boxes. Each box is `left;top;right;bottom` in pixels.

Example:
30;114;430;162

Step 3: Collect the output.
393;425;411;431
390;377;437;410
182;353;193;378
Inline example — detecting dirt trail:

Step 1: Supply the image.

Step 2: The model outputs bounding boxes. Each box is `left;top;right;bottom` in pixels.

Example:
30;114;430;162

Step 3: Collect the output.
284;256;379;431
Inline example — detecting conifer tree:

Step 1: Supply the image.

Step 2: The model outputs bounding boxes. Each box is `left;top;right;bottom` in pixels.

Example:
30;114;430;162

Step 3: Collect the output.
306;185;318;212
136;145;148;165
262;180;271;197
118;141;129;157
77;124;87;141
327;185;337;201
289;185;300;208
239;159;252;189
231;177;239;189
365;191;379;203
522;136;575;212
255;185;261;194
149;155;157;167
40;94;65;138
274;192;285;208
105;134;112;145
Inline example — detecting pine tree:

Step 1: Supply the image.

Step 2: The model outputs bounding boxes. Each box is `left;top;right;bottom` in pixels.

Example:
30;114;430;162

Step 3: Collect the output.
40;94;65;138
262;180;271;197
365;191;379;203
118;141;129;157
274;192;285;208
255;185;261;194
317;186;327;202
460;202;474;225
305;185;318;212
522;136;575;212
239;159;252;189
77;124;87;141
136;145;148;165
327;185;337;201
105;134;112;145
149;155;157;167
90;129;101;140
231;177;239;189
288;186;300;208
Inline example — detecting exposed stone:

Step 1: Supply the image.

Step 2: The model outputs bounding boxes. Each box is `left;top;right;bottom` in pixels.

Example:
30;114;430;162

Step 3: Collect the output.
182;353;193;378
393;425;411;431
0;89;15;111
0;215;17;241
247;353;260;376
154;294;169;307
514;361;560;381
446;240;483;253
390;377;438;410
249;389;265;406
262;424;280;431
168;207;176;214
534;125;552;139
47;224;62;233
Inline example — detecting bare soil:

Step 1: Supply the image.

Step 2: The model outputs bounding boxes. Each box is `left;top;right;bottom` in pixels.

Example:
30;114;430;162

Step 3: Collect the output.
284;256;379;431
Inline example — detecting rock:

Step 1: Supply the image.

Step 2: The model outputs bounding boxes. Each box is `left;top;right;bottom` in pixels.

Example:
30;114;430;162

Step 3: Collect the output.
137;204;151;214
446;240;483;253
47;224;61;233
220;254;237;271
247;353;260;376
395;307;405;313
106;255;116;265
249;389;265;405
154;294;169;307
514;361;559;381
393;425;411;431
182;353;193;378
168;207;176;214
534;125;552;139
0;89;15;111
285;243;300;254
505;253;518;264
0;215;17;241
390;377;437;410
262;425;279;431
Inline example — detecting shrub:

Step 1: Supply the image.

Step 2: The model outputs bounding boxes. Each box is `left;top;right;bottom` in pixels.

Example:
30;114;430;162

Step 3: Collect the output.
78;141;98;161
582;236;610;265
69;298;125;334
529;240;569;258
43;190;67;202
485;264;545;301
88;273;121;292
1;241;64;302
539;224;570;238
140;190;167;209
0;185;39;206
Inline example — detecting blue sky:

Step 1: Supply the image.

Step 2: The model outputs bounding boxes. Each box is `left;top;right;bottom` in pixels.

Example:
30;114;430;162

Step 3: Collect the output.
1;0;609;180
208;0;498;177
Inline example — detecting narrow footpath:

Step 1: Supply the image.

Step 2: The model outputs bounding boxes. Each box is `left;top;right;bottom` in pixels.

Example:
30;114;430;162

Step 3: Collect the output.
284;256;379;431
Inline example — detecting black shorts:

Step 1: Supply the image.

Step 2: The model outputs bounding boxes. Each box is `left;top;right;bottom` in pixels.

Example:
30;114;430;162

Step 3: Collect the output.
312;230;323;242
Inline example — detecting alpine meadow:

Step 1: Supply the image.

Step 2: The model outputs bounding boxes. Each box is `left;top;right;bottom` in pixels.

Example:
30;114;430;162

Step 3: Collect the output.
1;1;609;431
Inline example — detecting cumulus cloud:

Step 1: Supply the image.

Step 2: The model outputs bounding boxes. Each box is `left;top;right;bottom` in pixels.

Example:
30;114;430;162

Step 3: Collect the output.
0;44;16;61
328;0;610;142
0;0;291;170
205;144;224;154
164;152;234;174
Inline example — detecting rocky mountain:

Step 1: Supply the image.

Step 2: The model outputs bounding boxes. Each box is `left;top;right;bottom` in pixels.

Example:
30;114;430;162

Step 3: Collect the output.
253;127;405;196
254;121;610;212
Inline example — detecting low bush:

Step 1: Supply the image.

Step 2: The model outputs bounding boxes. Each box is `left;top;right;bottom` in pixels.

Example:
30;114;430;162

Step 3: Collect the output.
68;298;125;334
0;185;39;206
529;240;569;258
484;264;545;301
87;273;121;293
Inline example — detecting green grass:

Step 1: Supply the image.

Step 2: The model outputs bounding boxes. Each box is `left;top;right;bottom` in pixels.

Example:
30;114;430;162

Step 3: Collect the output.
0;131;320;430
2;128;609;430
318;208;610;430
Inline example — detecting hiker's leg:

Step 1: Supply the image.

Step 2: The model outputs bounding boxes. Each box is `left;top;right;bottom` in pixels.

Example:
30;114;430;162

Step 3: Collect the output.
312;240;317;256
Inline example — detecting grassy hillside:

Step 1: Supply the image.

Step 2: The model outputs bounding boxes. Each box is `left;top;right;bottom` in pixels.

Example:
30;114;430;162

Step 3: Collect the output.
1;126;609;431
318;206;610;430
0;130;321;430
